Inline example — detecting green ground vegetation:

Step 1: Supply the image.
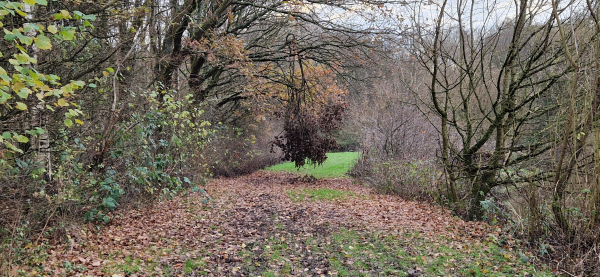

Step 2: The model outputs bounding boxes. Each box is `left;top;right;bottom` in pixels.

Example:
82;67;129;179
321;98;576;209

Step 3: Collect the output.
234;229;553;277
83;229;552;277
265;152;359;178
286;188;355;202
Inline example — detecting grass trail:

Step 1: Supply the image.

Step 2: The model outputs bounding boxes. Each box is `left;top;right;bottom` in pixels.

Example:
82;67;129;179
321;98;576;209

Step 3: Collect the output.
10;151;556;277
14;172;554;276
264;151;359;178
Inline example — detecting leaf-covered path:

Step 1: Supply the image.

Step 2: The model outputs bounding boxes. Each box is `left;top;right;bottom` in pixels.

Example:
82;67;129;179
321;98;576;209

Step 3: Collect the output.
27;172;551;276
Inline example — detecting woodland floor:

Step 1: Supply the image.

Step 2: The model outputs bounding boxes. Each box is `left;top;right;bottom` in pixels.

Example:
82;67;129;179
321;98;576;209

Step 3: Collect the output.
12;172;553;276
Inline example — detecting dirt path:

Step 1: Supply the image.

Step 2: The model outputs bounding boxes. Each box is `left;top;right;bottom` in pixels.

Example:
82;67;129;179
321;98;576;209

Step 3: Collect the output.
19;172;550;276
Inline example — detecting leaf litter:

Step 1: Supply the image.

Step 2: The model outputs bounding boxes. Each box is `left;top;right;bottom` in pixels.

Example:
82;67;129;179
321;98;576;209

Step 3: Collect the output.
14;171;553;276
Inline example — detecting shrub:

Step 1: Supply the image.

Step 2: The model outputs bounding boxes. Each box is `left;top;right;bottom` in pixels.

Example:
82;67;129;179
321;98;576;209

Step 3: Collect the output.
203;125;280;177
352;154;441;202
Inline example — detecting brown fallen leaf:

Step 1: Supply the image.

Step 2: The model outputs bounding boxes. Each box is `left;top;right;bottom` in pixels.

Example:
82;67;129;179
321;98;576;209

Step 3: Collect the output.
24;171;508;276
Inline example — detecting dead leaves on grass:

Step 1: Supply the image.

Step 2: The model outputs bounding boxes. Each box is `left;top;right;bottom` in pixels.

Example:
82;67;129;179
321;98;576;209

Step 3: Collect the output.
15;171;545;276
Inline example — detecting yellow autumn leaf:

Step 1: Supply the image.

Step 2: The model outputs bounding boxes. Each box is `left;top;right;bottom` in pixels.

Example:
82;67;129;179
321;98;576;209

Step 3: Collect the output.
12;82;25;91
15;102;27;110
47;25;58;34
16;9;27;17
60;10;70;18
35;34;52;50
15;134;29;143
15;53;29;64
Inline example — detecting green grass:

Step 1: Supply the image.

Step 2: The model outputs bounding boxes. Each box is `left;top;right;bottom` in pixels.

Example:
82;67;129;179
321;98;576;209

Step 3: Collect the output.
184;258;207;275
286;188;354;202
264;151;359;178
236;229;554;277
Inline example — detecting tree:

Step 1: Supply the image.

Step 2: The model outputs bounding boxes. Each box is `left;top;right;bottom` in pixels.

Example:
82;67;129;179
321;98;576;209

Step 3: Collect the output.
407;0;595;219
147;0;399;163
0;0;401;234
549;0;600;235
349;57;434;161
0;0;89;165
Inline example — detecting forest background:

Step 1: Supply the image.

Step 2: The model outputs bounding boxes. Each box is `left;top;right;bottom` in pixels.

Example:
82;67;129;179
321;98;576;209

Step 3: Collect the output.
1;0;600;274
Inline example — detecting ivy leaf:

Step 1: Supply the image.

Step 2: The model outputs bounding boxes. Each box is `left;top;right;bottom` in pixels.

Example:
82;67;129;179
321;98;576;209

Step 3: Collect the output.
35;34;52;50
23;0;36;6
64;118;73;127
103;196;118;210
57;98;68;107
15;102;27;110
35;0;48;5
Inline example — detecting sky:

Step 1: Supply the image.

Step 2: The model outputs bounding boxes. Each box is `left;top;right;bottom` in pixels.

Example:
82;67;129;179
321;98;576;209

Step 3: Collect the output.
320;0;589;32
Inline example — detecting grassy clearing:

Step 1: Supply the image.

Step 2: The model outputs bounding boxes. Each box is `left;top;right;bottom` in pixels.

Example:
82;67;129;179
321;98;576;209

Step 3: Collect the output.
264;152;359;178
286;188;354;202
